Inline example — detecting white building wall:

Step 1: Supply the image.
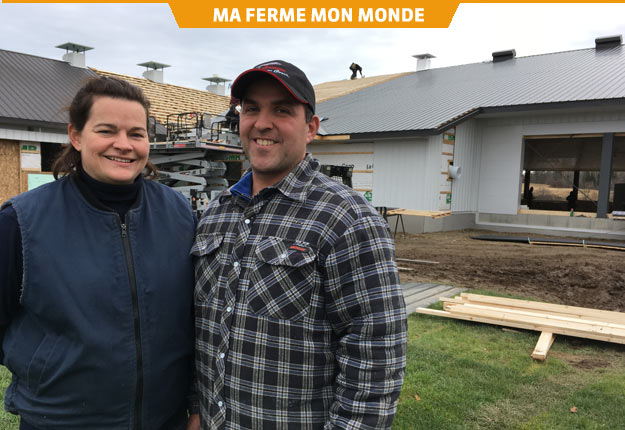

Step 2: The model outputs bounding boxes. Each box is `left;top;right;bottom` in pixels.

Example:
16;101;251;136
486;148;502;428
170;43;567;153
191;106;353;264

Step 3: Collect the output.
424;135;443;210
372;137;437;210
0;127;67;144
477;109;625;215
451;120;482;212
477;123;523;214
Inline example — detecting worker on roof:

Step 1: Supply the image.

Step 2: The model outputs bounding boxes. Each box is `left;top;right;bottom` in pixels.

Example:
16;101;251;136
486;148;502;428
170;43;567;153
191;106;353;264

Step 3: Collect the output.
349;62;363;79
0;76;196;430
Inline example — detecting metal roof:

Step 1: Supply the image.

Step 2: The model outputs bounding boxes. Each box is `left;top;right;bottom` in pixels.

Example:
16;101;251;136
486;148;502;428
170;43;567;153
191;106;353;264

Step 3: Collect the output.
316;45;625;136
0;49;98;126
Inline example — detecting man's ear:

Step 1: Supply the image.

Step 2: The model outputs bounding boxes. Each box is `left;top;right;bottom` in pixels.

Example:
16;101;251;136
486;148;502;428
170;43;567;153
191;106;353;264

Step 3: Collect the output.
68;124;82;152
306;115;320;144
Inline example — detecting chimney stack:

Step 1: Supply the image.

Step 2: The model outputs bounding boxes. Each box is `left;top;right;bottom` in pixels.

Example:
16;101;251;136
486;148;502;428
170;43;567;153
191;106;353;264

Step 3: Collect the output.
412;53;435;72
56;42;93;68
138;61;170;83
203;75;231;96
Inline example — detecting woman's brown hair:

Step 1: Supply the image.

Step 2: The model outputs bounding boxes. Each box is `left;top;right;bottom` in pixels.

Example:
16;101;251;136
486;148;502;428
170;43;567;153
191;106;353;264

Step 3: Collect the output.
52;76;157;179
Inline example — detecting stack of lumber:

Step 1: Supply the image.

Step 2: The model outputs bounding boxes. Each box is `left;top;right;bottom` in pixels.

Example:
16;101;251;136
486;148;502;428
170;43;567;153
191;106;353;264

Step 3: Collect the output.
415;293;625;360
386;209;451;219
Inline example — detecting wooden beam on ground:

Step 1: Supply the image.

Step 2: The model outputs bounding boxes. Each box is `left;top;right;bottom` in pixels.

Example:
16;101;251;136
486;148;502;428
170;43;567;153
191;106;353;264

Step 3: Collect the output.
417;293;625;360
459;293;625;324
444;304;625;340
531;332;556;361
443;302;625;331
396;258;440;265
414;307;625;345
386;209;451;218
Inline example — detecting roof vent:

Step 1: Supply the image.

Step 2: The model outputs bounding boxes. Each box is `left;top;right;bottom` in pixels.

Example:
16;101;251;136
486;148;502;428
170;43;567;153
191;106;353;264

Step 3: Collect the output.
203;75;231;96
492;49;516;62
595;34;622;49
56;42;93;68
412;53;435;71
138;61;170;84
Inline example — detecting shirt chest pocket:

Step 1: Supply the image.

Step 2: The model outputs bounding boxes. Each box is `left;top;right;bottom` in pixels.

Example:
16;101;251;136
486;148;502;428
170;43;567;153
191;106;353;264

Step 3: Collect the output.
247;237;318;321
191;233;225;303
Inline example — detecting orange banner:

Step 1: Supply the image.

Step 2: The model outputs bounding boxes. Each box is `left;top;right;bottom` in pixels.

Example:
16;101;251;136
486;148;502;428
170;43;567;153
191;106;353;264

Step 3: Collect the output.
3;1;625;28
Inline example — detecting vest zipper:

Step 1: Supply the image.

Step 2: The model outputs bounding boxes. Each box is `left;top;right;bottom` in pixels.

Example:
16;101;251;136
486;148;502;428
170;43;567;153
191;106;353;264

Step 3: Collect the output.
119;218;144;430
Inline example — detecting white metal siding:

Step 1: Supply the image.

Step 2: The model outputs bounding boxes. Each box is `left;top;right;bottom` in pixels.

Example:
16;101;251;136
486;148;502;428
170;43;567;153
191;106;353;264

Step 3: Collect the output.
0;127;67;144
483;109;625;134
478;124;524;214
451;120;482;212
424;135;443;210
372;138;431;209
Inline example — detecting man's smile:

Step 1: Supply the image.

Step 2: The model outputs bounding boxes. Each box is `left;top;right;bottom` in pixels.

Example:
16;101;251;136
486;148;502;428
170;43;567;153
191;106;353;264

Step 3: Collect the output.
255;138;277;147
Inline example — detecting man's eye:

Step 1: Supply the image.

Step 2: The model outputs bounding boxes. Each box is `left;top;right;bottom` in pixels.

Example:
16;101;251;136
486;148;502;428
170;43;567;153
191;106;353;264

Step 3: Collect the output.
97;130;112;134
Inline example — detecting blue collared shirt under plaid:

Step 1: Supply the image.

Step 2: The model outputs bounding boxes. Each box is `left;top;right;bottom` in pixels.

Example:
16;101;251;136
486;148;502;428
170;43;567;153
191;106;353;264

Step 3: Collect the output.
192;154;407;430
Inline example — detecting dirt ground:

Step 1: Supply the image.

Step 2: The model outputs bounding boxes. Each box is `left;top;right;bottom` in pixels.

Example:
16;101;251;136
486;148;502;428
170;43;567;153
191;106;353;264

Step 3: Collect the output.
394;229;625;312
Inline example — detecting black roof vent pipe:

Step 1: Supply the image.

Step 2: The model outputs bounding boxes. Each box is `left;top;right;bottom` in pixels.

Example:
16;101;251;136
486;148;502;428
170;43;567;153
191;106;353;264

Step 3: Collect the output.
595;35;622;49
492;49;516;62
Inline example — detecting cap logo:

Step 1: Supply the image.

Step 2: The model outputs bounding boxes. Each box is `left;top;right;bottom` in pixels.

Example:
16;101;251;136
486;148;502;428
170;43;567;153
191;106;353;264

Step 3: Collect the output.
260;65;289;78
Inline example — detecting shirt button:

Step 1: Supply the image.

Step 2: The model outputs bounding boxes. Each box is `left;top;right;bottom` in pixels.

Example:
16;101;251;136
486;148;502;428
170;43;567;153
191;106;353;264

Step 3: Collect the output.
217;401;223;407
226;306;232;312
244;219;250;224
220;353;225;359
233;261;239;268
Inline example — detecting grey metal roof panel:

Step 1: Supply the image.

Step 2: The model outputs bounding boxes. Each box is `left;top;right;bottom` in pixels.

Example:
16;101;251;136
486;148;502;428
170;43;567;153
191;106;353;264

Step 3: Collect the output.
0;49;98;125
317;45;625;135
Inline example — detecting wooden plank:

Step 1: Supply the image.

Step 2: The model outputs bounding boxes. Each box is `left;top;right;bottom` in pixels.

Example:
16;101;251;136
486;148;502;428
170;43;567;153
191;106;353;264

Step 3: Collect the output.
443;302;625;331
313;134;351;141
459;293;625;324
531;332;556;361
445;296;625;325
444;304;625;340
396;258;440;265
386;209;451;218
414;308;625;345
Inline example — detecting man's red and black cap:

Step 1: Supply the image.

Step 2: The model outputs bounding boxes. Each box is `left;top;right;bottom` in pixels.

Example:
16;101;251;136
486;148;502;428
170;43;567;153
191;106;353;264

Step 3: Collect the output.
231;60;316;114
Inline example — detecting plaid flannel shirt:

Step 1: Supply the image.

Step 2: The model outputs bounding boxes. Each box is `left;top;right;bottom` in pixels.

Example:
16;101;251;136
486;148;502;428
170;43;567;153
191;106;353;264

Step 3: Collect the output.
192;155;407;430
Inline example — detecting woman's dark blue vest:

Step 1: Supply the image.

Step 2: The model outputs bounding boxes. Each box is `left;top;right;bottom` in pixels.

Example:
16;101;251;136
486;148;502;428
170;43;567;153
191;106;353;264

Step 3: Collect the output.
3;175;195;429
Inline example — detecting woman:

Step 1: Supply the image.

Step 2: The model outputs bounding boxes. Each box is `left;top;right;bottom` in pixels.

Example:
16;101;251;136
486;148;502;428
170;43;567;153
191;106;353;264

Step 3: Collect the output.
0;77;197;429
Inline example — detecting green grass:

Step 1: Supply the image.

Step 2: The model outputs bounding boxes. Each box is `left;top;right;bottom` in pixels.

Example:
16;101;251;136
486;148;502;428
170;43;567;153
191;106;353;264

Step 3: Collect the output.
0;290;623;429
0;368;18;429
394;291;625;429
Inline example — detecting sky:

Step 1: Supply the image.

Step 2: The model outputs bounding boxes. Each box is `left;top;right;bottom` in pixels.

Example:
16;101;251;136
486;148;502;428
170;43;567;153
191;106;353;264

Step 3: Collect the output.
1;3;625;92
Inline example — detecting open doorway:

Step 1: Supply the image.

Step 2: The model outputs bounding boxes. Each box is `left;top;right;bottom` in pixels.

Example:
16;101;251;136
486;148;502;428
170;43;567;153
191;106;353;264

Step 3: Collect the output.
521;134;625;214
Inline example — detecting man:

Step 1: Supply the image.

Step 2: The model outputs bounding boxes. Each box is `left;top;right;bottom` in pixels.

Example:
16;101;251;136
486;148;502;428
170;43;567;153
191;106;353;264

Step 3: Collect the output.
349;62;363;79
191;60;407;429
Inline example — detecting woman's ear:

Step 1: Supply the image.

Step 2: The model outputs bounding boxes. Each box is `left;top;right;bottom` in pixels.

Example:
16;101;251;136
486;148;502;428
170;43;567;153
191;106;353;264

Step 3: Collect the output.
68;124;81;152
